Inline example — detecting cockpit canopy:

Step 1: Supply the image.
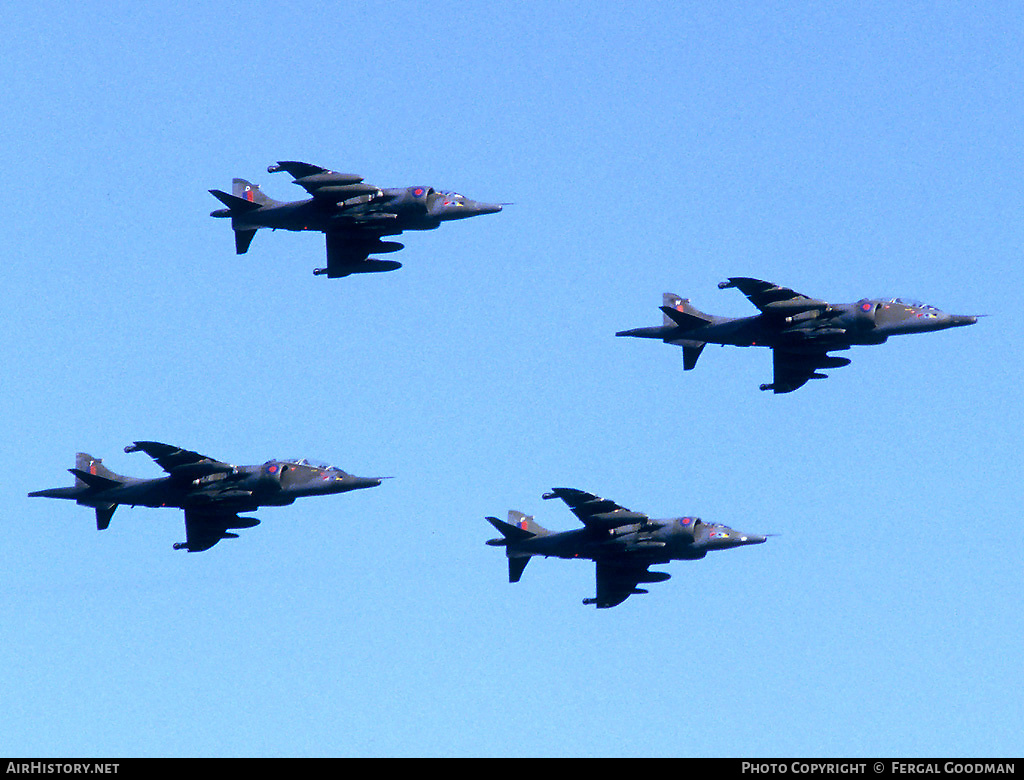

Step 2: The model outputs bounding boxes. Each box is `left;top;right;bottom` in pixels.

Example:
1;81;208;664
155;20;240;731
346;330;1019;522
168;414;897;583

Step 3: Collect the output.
886;298;941;311
857;297;945;324
267;458;351;475
861;297;941;311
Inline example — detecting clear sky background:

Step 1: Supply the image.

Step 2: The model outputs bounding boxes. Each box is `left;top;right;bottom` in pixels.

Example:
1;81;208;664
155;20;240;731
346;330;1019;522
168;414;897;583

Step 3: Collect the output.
2;2;1021;758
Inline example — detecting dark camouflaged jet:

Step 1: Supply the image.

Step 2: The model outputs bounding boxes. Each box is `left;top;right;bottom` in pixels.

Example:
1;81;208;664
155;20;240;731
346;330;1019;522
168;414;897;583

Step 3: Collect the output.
617;277;979;394
486;488;766;608
210;160;503;279
29;442;384;552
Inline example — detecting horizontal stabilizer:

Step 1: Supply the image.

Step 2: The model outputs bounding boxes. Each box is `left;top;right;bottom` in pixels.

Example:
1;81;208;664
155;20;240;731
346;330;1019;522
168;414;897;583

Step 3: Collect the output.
486;516;536;542
660;306;710;330
208;189;262;212
68;468;121;491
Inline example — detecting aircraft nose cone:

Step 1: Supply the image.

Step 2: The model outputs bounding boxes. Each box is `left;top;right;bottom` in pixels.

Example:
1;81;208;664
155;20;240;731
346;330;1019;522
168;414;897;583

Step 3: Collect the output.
347;476;383;490
472;201;503;215
742;534;768;545
951;314;978;327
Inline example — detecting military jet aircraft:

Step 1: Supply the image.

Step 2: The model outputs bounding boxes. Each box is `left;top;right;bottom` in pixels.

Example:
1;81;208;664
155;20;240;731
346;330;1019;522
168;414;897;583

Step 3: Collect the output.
209;160;503;278
486;487;766;608
28;441;385;552
616;277;979;393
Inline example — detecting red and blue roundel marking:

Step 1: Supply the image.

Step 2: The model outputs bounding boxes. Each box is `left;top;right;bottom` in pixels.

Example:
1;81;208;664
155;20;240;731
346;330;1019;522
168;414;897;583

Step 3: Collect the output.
265;463;279;475
413;187;425;197
680;517;693;526
861;302;873;312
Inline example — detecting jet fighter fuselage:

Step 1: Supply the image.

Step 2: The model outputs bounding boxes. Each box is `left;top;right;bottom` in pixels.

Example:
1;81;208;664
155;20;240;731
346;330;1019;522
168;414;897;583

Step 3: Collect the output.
29;442;384;552
617;278;979;393
486;487;766;608
209;161;503;278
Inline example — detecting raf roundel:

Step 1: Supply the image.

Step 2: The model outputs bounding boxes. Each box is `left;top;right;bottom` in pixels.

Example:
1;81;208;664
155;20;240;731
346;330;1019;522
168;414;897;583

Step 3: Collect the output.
265;463;279;475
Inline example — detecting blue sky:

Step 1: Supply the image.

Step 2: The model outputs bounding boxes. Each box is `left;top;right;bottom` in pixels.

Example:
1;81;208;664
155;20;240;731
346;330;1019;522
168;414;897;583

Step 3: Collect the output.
2;2;1022;758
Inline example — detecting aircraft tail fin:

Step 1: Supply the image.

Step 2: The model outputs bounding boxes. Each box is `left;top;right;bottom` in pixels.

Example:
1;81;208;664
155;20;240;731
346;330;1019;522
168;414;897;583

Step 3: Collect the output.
72;453;123;484
660;295;712;370
485;511;550;583
506;509;549;537
76;454;127;530
28;454;124;528
208;187;262;254
661;293;714;329
485;513;539;543
232;178;281;207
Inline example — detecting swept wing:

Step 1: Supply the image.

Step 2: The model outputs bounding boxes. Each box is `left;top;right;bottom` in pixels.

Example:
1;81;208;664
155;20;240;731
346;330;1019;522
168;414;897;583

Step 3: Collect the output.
591;560;667;609
318;231;403;278
542;487;651;530
763;348;852;394
267;160;381;201
720;277;829;317
177;509;260;552
124;441;236;483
